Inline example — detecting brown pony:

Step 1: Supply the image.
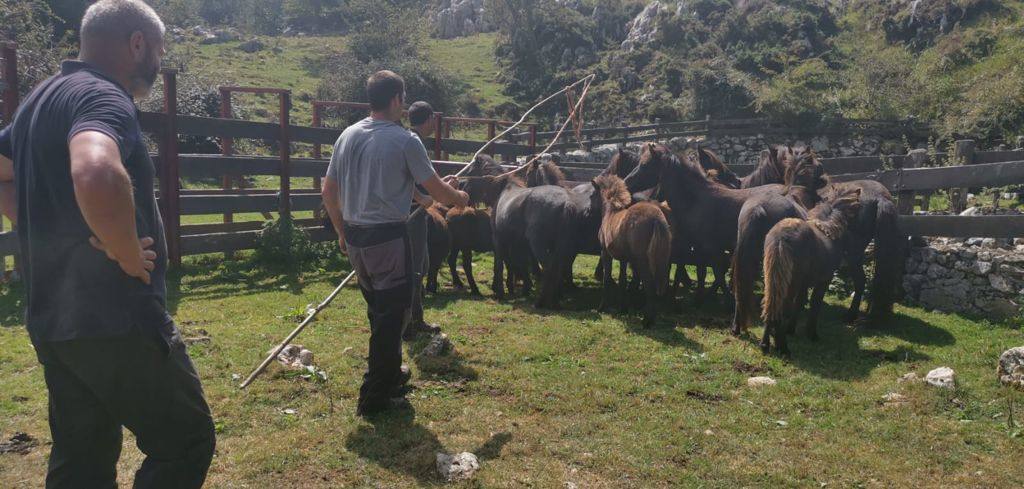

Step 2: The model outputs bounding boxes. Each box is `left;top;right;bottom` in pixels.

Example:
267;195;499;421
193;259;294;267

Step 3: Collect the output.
443;204;493;296
594;175;672;327
761;186;862;355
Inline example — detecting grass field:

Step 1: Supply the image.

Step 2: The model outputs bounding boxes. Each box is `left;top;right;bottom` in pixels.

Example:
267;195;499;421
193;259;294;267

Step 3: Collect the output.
1;252;1023;487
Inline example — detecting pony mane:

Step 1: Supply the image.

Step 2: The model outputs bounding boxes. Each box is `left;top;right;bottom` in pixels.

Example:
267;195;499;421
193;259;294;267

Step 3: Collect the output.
594;174;632;211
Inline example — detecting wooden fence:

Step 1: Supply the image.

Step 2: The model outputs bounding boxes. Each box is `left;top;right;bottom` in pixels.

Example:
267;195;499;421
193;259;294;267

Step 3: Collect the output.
0;45;1020;269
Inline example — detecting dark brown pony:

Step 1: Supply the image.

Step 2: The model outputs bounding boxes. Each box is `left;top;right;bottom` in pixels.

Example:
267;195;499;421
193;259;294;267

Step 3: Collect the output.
761;186;862;355
525;158;573;188
443;204;493;296
819;180;904;323
730;152;829;333
465;153;505;177
461;173;582;309
424;204;453;293
594;175;672;327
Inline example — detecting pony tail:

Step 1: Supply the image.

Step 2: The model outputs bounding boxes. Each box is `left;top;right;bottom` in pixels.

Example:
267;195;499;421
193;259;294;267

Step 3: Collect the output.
868;198;903;320
762;232;796;323
648;219;672;297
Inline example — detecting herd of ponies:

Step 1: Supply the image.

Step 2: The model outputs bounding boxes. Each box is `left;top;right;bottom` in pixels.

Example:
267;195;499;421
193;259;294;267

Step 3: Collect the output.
403;142;904;355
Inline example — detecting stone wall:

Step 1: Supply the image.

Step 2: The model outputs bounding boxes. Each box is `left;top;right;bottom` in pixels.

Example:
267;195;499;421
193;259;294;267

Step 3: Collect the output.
548;133;889;166
698;133;886;166
903;238;1024;320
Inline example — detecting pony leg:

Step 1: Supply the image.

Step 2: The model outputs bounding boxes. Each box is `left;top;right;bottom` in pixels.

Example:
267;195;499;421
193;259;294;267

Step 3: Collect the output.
598;251;614;313
618;259;630;313
492;244;506;300
638;260;658;328
448;249;463;290
563;254;578;291
694;259;708;307
714;253;733;302
845;254;866;323
805;283;828;342
594;257;605;282
761;319;775;354
462;249;481;296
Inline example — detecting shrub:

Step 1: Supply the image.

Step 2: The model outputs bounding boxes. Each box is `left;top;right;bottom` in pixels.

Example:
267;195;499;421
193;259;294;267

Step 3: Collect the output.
255;217;319;270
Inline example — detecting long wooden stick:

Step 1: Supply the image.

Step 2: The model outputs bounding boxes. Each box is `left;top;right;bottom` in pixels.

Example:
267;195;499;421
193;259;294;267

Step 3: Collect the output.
239;73;597;389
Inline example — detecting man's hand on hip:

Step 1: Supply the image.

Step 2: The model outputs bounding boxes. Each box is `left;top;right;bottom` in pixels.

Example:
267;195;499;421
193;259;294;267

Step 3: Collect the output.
90;236;157;284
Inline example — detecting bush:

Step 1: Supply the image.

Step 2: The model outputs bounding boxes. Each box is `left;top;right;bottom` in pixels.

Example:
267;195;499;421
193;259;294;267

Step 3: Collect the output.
255;217;336;271
0;0;73;118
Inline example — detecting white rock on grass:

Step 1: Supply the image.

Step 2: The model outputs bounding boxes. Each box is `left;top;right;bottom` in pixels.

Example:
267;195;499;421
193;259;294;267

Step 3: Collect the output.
747;376;777;387
898;372;920;383
436;451;480;482
419;333;454;358
925;367;956;389
997;346;1024;389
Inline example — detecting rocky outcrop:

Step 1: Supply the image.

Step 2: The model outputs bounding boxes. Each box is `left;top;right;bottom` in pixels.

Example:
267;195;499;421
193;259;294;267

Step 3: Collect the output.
433;0;494;39
621;1;666;51
903;237;1023;319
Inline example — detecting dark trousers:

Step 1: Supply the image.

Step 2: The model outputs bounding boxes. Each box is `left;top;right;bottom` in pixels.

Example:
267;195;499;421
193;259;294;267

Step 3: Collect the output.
407;210;429;325
345;222;413;413
34;323;215;489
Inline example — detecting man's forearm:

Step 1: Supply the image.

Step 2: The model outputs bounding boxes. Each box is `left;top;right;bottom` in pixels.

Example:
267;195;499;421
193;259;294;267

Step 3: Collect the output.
321;179;345;237
74;165;141;262
422;175;468;207
0;182;16;225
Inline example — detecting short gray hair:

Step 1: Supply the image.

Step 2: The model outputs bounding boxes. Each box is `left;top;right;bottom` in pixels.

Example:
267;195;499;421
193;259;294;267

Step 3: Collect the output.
81;0;166;46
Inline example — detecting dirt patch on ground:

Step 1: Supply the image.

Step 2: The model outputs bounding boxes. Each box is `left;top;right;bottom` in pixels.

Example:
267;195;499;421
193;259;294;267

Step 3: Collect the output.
0;432;38;455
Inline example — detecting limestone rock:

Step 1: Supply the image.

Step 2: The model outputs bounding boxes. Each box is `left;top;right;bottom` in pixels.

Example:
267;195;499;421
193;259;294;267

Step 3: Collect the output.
420;333;454;357
747;376;777;387
237;38;265;53
436;451;480;482
925;367;955;389
997;346;1024;389
622;2;665;51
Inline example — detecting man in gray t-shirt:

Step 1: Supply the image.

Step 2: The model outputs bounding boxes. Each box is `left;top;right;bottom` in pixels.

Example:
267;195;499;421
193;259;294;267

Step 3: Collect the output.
321;71;468;418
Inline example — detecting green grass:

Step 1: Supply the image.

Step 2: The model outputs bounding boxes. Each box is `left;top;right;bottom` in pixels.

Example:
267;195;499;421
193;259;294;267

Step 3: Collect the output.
2;253;1023;487
426;33;512;114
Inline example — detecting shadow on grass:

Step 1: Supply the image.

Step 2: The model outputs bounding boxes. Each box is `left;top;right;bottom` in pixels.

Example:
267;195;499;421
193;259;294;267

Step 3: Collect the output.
345;407;511;484
753;302;940;380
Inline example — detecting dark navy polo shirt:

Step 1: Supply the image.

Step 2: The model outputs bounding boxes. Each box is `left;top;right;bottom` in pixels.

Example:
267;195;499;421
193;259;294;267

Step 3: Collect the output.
0;61;169;342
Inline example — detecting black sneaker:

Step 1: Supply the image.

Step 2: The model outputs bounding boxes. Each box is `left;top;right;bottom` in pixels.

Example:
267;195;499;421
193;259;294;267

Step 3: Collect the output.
403;321;442;341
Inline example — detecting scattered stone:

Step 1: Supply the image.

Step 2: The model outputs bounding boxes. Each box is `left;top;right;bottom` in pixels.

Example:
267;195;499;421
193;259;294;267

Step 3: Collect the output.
0;432;38;455
899;372;920;383
703;429;714;436
881;392;909;407
997;346;1024;390
925;367;956;389
281;408;297;415
775;420;788;427
982;238;998;249
565;483;578;489
419;333;454;357
747;376;777;388
959;206;981;216
273;344;316;368
237;38;265;53
231;373;241;381
436;451;480;482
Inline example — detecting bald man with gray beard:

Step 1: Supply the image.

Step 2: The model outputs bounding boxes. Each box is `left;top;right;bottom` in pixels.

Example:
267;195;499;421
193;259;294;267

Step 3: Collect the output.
0;1;215;487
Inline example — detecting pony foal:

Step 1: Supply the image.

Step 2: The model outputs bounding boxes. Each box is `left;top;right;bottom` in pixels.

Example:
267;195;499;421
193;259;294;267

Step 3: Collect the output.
594;175;673;327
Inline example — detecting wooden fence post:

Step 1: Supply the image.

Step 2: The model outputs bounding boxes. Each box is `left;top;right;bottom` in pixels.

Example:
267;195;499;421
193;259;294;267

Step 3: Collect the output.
160;69;181;267
529;124;537;157
486;120;496;156
218;88;234;226
433;112;443;161
278;91;292;220
951;139;976;214
904;149;928;215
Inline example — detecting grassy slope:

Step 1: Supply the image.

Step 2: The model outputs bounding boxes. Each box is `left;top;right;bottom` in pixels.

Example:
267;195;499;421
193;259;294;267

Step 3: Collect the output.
2;254;1022;487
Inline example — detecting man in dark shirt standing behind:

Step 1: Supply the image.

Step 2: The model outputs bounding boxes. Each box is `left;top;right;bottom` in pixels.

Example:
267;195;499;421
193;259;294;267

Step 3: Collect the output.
322;72;468;417
0;1;215;487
